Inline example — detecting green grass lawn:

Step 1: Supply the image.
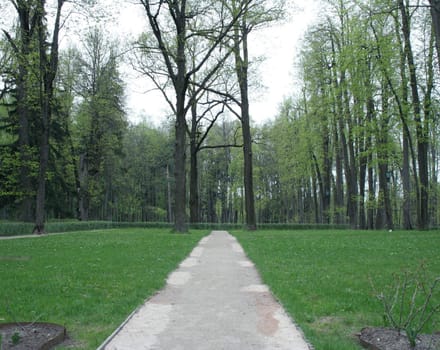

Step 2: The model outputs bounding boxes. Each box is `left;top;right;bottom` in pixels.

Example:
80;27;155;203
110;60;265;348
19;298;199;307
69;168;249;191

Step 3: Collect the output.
0;228;207;349
233;229;440;350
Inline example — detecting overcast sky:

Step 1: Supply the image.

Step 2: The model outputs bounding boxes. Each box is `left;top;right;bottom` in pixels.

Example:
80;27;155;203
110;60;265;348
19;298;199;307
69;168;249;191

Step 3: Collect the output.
0;0;318;125
115;1;319;125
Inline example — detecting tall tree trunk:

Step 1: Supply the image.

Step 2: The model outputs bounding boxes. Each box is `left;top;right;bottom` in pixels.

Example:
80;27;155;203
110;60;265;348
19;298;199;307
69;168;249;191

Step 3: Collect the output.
359;147;367;230
312;153;324;223
334;124;345;224
429;0;440;73
221;137;231;223
430;126;438;226
174;96;188;232
173;4;188;233
78;153;89;220
399;27;413;230
234;17;256;231
189;101;199;224
359;96;374;229
34;102;50;233
375;85;393;230
241;88;256;230
402;134;412;229
322;129;331;224
343;78;358;228
33;0;64;234
423;29;435;227
189;144;199;223
335;72;358;228
367;153;375;229
166;164;173;223
207;188;218;223
399;0;429;229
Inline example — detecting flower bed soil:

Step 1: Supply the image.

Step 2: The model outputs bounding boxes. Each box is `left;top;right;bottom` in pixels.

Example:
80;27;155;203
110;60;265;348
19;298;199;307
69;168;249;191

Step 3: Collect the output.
358;327;440;350
0;322;66;350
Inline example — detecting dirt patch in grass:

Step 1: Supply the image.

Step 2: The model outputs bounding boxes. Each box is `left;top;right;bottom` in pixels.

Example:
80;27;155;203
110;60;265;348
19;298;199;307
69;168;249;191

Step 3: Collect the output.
0;322;66;350
310;316;346;333
358;327;440;350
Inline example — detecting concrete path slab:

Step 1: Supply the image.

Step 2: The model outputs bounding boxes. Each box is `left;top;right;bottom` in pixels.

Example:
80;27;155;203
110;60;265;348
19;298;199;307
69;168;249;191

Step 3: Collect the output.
99;231;311;350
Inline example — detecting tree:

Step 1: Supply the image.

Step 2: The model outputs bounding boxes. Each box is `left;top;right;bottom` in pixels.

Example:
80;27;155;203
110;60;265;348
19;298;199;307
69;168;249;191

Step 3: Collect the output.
2;0;43;222
188;90;227;223
225;0;284;230
72;28;127;221
33;0;67;233
136;0;251;232
198;118;243;223
398;0;431;229
119;122;172;222
2;0;67;233
259;0;438;229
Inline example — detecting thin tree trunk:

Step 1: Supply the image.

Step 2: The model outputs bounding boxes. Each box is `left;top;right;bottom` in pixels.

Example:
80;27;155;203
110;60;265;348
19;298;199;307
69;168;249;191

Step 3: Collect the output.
334;125;345;224
367;153;375;229
359;149;367;230
322;132;331;224
189;100;200;224
166;165;173;223
78;153;89;221
402;134;412;229
312;153;324;223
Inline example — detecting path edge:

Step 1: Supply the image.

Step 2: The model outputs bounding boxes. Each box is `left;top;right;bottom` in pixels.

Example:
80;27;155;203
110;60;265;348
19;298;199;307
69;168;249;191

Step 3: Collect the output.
96;233;211;350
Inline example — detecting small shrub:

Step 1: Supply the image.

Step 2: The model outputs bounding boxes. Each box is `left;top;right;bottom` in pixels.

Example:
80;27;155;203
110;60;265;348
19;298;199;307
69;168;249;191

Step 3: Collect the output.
371;264;440;347
11;332;20;345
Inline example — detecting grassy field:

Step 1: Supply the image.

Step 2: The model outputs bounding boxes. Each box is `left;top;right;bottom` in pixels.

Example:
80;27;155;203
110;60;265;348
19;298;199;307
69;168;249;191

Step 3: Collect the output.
0;228;207;349
233;229;440;350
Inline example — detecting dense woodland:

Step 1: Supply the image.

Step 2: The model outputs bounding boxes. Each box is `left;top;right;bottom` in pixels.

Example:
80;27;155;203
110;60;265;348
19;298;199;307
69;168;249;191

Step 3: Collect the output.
1;0;440;231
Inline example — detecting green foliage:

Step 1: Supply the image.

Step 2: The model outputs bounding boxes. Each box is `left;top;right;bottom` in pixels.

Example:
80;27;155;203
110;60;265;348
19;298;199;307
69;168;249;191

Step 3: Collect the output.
0;221;351;237
258;223;350;230
0;228;207;349
198;120;244;223
0;221;174;236
118;123;173;222
11;332;20;346
0;222;35;236
233;229;440;349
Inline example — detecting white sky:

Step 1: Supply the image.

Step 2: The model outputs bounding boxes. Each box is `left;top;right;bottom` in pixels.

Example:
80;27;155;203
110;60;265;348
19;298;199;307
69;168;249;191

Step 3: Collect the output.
115;1;319;125
0;0;318;125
